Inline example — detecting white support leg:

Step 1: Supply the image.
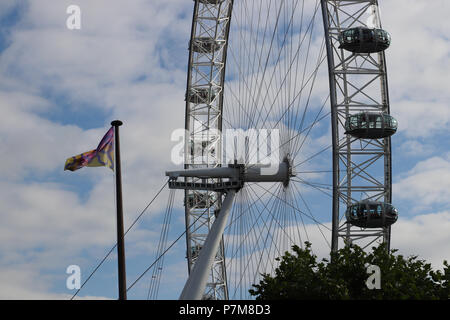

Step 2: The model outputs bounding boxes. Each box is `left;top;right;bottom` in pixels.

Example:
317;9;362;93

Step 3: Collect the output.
179;189;236;300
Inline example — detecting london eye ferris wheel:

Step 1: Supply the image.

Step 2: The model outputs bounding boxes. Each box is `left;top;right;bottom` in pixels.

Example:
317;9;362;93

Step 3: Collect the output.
165;0;398;300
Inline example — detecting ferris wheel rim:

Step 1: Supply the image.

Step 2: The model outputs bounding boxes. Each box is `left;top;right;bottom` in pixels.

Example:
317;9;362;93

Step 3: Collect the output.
182;0;394;300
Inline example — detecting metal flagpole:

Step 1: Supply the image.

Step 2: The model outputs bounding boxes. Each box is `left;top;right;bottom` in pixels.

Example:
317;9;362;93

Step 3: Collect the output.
111;120;127;300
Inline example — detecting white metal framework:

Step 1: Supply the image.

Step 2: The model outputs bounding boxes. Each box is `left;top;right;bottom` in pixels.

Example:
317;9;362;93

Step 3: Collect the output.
178;0;394;300
321;0;393;251
184;0;233;300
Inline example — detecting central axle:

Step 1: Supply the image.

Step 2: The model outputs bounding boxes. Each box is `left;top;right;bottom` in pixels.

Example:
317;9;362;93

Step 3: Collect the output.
166;158;295;191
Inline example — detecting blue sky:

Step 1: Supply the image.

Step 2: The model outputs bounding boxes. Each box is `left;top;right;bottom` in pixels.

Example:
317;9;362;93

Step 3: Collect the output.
0;0;448;300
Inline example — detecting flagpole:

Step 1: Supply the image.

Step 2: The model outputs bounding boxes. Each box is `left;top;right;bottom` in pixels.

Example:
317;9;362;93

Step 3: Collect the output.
111;120;127;300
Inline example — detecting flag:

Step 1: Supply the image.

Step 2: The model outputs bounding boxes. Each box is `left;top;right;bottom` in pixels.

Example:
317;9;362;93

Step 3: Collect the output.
64;127;115;171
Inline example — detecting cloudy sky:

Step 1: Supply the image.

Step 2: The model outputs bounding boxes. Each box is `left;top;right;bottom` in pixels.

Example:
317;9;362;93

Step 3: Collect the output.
0;0;448;300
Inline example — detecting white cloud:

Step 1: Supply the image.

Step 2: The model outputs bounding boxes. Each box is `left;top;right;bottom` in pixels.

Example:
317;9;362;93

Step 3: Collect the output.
397;139;435;158
0;265;112;300
0;95;108;180
0;0;19;19
0;266;68;300
392;211;450;270
393;154;450;211
0;0;448;299
0;180;115;254
393;100;449;138
382;0;450;138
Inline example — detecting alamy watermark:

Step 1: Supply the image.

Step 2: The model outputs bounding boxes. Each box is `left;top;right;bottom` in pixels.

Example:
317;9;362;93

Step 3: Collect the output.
66;5;81;30
366;264;381;290
66;265;81;290
171;127;281;175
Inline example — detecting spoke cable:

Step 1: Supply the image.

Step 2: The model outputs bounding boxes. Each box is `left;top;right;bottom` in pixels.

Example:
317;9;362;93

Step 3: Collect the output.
70;180;168;300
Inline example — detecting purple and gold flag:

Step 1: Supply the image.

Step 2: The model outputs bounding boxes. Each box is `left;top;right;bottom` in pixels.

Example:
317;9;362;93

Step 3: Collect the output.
64;127;115;172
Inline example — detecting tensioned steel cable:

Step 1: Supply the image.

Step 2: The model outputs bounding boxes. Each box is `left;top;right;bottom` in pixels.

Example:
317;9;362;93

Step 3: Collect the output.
126;197;223;295
146;188;175;300
70;180;168;300
223;0;327;169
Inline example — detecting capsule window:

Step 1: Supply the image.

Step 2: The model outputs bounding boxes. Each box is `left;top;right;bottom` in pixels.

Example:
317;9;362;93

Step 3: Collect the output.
391;118;398;129
362;29;373;41
351;205;358;217
376;204;383;216
349;116;358;129
376;29;384;41
375;115;383;128
368;204;376;216
344;29;354;42
361;204;367;216
360;114;368;128
346;29;359;42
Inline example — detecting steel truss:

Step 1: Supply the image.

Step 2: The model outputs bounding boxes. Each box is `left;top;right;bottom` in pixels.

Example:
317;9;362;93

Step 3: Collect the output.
185;0;234;300
181;0;393;300
321;0;392;251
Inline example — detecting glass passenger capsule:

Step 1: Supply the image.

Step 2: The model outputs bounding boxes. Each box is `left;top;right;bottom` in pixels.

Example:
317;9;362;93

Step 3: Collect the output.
190;37;222;53
185;192;216;209
190;244;203;259
346;201;398;228
199;0;224;4
186;87;217;104
190;138;217;158
338;27;391;53
344;112;398;139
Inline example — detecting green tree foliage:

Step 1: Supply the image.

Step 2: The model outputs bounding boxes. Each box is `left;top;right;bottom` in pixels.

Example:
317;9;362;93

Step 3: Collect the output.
249;242;449;300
